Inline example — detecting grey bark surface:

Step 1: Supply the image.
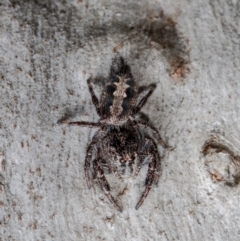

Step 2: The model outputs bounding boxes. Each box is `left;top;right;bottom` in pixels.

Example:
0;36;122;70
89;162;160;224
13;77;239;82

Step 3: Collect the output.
1;0;240;240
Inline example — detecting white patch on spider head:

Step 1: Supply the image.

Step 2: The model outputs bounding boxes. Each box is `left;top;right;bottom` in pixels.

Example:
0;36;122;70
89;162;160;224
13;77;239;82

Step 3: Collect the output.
110;76;130;117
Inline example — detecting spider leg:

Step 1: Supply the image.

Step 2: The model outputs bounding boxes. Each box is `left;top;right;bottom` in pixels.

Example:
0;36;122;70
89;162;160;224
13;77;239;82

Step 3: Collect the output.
94;156;123;212
84;140;97;188
145;122;168;149
135;156;156;210
87;78;101;116
132;120;168;148
60;120;100;128
135;156;144;178
141;138;161;184
133;84;156;115
84;129;105;188
150;139;162;185
135;138;161;209
92;158;99;180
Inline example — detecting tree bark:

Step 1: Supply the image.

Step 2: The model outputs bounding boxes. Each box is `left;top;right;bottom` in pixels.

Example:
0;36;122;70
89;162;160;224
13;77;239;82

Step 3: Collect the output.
1;0;240;240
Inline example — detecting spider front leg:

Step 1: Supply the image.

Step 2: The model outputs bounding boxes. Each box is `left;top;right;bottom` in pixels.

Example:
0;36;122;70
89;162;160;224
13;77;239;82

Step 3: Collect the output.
60;120;100;128
84;140;97;188
87;78;101;116
136;139;161;184
131;83;170;149
93;153;123;212
143;122;168;148
57;79;101;126
133;120;169;149
135;138;161;210
84;129;104;188
133;83;156;115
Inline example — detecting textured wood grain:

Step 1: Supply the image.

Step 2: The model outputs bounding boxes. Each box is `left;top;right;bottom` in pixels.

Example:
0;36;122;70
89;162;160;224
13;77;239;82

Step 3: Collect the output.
0;0;240;240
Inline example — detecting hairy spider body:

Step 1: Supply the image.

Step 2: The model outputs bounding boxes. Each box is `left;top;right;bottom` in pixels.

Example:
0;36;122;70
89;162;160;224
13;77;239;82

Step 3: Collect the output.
60;57;168;211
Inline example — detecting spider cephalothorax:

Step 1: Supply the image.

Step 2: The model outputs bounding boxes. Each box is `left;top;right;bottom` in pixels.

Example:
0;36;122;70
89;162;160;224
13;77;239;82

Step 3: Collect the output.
60;57;168;211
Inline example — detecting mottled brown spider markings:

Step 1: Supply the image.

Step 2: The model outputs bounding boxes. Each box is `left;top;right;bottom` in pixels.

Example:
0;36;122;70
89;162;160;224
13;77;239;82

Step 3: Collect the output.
60;57;168;211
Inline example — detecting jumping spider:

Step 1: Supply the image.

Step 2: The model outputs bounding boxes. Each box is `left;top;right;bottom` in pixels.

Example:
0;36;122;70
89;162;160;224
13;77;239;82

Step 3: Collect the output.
59;57;168;211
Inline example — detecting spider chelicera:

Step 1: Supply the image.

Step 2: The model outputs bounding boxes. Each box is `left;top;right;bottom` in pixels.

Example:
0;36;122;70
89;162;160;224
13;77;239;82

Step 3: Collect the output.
59;57;168;211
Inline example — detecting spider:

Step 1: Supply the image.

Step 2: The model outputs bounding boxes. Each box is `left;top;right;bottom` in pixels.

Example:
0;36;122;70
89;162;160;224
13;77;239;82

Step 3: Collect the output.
59;57;168;211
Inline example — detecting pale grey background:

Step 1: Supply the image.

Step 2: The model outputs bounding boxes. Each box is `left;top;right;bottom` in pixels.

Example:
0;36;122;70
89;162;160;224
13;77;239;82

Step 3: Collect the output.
1;0;240;240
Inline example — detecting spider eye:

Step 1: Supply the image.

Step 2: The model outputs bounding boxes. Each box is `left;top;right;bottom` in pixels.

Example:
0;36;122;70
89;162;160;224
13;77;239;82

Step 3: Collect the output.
126;79;135;87
105;97;113;105
126;88;135;98
106;85;116;95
